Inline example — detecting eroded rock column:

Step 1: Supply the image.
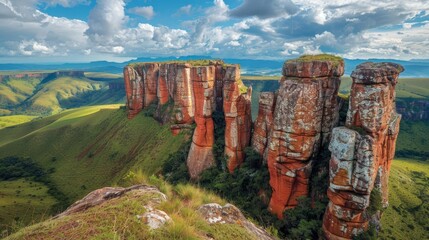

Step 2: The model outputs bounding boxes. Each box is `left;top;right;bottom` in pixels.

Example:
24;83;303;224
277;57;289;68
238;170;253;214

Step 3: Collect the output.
124;66;144;119
171;63;194;124
323;62;403;239
252;92;275;157
186;66;216;179
223;65;252;173
267;59;344;218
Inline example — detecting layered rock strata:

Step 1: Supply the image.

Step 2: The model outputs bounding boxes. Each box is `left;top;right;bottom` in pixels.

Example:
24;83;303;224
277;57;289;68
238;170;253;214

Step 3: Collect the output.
322;62;403;239
223;66;252;172
251;92;275;158
123;61;252;179
260;58;344;218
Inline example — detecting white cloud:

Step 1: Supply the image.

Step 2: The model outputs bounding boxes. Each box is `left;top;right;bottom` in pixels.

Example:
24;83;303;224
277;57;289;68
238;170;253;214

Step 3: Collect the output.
177;4;192;15
86;0;125;41
129;6;154;20
41;0;89;7
1;0;429;61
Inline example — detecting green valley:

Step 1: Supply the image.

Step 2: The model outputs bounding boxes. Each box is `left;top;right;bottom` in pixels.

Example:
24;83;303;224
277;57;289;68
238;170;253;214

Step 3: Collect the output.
0;105;187;233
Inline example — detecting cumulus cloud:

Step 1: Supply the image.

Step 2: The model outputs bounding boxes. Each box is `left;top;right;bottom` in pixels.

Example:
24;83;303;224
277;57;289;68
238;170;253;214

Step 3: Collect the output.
0;0;88;58
229;0;298;19
1;0;429;61
41;0;89;7
129;6;154;20
86;0;125;41
176;4;192;15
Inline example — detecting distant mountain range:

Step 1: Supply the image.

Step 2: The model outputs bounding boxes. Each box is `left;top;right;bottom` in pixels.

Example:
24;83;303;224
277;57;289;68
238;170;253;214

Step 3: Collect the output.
1;56;428;77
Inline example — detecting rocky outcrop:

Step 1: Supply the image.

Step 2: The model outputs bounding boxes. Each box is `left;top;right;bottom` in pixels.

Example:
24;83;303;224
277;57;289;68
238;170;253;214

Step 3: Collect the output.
198;203;275;240
223;66;253;172
251;92;275;158
187;66;216;179
263;57;344;218
123;61;251;179
55;185;167;218
323;62;403;239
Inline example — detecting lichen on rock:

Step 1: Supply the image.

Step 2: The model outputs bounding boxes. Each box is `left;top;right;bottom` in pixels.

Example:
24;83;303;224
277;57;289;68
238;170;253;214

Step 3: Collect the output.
323;62;404;239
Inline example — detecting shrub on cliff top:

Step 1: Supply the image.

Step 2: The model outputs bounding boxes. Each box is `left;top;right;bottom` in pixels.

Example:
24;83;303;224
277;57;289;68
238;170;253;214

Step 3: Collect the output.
287;54;343;64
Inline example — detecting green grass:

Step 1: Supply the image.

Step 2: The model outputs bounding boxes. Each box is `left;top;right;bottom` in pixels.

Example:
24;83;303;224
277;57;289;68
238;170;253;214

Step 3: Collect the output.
242;75;281;81
0;105;186;230
396;120;429;158
84;72;122;79
22;77;104;115
129;59;232;67
339;77;429;99
380;159;429;240
287;54;343;64
6;175;259;240
0;115;37;129
0;179;57;232
0;72;126;116
0;76;43;107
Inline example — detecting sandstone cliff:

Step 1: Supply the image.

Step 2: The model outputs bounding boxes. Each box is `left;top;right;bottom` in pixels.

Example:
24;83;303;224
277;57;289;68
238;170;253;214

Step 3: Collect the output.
124;57;404;238
322;62;403;239
252;56;344;218
123;61;252;179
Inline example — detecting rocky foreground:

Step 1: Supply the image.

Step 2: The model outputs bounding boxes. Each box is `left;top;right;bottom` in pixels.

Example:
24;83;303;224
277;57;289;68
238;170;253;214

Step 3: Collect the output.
123;55;403;239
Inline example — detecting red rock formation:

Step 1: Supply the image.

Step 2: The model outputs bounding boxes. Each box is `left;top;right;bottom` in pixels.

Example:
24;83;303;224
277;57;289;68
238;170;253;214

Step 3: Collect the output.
266;57;344;218
157;64;170;105
323;62;403;239
123;61;253;178
171;63;194;124
186;66;216;179
123;66;144;119
223;65;252;172
252;92;275;157
141;63;159;107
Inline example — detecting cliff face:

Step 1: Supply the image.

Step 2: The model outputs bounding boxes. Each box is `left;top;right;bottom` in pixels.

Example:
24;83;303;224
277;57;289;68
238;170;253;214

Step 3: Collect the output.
124;57;403;238
123;61;252;179
254;58;344;218
322;62;403;239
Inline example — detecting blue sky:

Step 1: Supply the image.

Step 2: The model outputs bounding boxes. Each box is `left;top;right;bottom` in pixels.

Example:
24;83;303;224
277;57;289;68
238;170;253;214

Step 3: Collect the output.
0;0;428;63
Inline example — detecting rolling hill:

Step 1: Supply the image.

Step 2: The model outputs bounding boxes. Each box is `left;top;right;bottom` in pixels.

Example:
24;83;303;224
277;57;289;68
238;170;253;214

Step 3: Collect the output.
0;71;125;116
0;105;187;232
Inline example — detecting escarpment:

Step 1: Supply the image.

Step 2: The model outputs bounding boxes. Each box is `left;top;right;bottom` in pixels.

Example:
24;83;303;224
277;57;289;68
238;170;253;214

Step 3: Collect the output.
124;56;403;238
123;61;252;179
322;62;403;239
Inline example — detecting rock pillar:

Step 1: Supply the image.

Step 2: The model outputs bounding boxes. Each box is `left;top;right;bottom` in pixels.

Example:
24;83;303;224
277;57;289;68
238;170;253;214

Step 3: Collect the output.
323;62;403;239
267;58;344;218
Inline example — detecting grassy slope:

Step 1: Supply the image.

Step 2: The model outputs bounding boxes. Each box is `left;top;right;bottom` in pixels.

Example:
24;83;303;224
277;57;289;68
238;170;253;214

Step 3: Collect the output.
0;115;37;129
0;105;186;230
0;77;42;107
396;120;429;156
22;77;104;115
380;159;429;239
6;178;259;240
0;179;57;230
0;73;126;116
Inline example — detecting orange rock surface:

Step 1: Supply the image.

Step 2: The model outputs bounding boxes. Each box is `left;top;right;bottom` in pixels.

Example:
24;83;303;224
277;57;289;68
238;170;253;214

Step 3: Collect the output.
186;66;216;179
223;65;252;172
123;61;252;178
322;62;403;239
251;92;275;157
123;66;144;119
265;58;344;218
